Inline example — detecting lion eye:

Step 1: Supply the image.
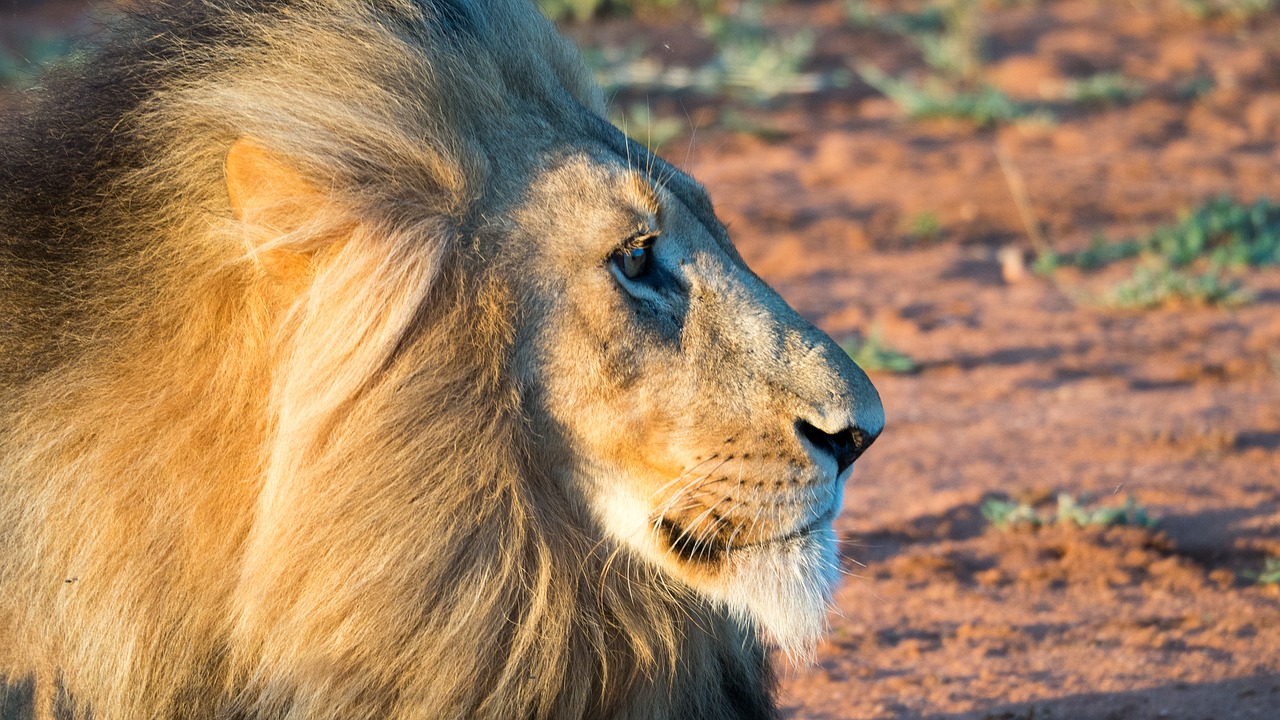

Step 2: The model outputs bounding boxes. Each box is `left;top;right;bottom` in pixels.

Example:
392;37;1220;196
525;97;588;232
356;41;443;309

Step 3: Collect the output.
613;246;651;280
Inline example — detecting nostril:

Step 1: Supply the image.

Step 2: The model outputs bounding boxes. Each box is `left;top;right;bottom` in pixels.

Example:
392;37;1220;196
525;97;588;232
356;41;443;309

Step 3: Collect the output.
796;420;879;476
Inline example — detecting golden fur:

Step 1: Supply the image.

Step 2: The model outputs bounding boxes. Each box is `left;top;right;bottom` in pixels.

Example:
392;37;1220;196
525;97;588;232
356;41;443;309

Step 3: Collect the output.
0;0;883;717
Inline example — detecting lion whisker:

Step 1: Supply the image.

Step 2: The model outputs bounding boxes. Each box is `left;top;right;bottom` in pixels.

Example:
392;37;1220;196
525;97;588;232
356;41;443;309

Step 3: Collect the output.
649;456;732;531
680;100;698;172
647;454;721;501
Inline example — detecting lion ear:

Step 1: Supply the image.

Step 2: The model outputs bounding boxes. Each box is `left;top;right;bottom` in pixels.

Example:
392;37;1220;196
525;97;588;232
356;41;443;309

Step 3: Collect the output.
225;139;332;276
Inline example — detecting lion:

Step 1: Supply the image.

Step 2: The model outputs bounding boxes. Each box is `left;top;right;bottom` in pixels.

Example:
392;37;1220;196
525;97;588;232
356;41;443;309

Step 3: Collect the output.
0;0;884;717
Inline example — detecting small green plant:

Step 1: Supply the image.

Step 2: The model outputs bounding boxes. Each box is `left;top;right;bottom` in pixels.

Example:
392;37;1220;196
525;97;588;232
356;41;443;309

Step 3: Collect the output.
1180;0;1275;20
704;3;820;102
916;0;983;85
847;0;981;82
1067;198;1280;270
1041;197;1280;308
981;498;1043;530
1055;494;1158;529
982;494;1159;531
842;327;917;374
1043;235;1160;274
1144;196;1280;269
1031;249;1060;275
1101;195;1280;308
583;0;832;102
1058;72;1146;107
1070;233;1142;270
1103;263;1252;309
845;1;946;34
1242;557;1280;585
845;0;1040;128
857;64;1027;127
906;211;943;243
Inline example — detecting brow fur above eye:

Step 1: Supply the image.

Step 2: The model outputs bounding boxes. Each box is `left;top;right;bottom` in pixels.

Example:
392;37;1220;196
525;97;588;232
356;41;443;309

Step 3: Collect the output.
620;229;659;252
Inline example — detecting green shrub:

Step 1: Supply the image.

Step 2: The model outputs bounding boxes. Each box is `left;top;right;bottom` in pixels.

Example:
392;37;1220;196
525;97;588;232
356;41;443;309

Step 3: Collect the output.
1103;263;1252;309
846;0;1031;127
842;327;918;374
580;0;828;102
907;211;943;242
705;7;818;102
846;1;946;34
982;494;1158;531
981;498;1043;530
1242;557;1280;585
1180;0;1275;20
1041;197;1280;309
1143;196;1280;269
857;63;1028;127
1055;494;1157;529
847;0;981;83
1059;72;1146;107
1071;233;1143;270
917;0;983;85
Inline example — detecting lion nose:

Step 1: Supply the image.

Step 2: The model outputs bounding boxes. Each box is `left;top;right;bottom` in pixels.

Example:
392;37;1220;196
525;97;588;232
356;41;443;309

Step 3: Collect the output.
796;420;879;476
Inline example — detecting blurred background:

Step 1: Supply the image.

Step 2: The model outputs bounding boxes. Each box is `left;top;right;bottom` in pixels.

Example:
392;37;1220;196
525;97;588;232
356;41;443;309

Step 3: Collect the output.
4;1;1280;718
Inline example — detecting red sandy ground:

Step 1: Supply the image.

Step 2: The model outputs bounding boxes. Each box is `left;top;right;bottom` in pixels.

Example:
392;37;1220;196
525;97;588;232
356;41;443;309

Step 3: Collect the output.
5;0;1280;718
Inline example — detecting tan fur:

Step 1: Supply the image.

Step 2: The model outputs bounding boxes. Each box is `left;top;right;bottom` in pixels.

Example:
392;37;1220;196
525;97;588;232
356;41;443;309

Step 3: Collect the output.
0;0;882;717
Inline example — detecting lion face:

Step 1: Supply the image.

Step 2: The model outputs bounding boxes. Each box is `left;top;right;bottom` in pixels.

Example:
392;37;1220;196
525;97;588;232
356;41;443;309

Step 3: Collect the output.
506;150;884;653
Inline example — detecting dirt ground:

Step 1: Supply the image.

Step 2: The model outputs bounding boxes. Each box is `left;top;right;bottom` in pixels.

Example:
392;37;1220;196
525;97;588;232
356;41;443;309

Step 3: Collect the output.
5;0;1280;718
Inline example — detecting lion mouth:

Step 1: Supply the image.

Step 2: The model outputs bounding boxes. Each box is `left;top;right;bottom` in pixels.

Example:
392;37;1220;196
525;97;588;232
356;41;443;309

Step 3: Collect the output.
657;508;835;565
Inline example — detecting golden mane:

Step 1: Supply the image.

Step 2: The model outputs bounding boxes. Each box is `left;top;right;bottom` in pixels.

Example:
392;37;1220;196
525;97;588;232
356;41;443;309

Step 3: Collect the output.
0;0;778;717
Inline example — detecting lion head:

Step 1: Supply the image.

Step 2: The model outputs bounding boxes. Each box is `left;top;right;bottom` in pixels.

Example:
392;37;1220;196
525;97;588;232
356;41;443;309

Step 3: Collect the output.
0;0;881;716
510;151;884;652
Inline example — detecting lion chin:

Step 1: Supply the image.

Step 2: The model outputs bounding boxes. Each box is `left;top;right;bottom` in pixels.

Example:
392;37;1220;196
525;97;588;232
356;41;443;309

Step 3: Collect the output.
596;479;846;660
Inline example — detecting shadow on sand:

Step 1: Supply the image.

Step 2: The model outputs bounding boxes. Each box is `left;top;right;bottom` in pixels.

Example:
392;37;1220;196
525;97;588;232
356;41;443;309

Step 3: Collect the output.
895;674;1280;720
